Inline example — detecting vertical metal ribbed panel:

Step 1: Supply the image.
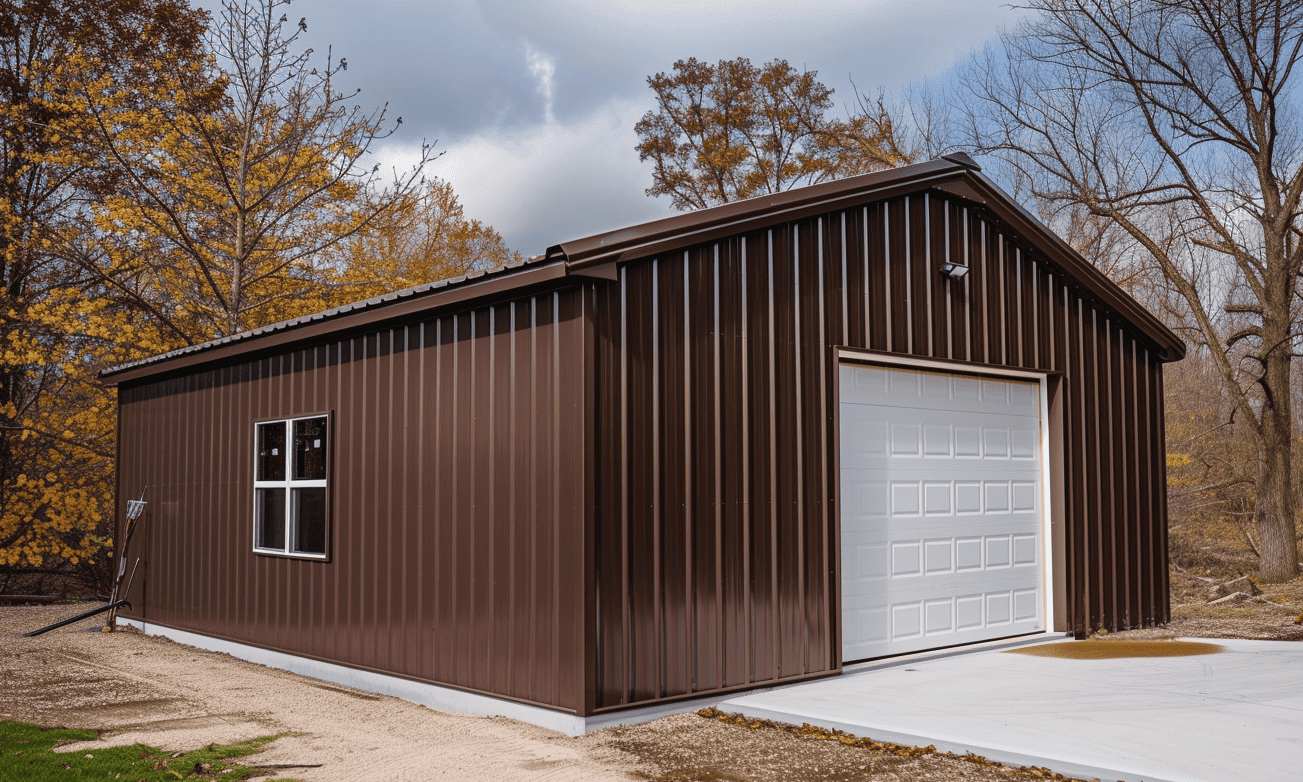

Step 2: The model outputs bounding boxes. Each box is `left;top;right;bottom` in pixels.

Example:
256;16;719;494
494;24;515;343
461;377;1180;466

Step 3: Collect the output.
116;289;588;712
592;192;1170;710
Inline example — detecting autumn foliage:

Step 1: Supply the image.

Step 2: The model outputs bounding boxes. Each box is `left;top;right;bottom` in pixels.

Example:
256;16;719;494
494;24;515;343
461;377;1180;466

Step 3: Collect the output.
0;0;207;588
0;0;512;591
635;57;913;211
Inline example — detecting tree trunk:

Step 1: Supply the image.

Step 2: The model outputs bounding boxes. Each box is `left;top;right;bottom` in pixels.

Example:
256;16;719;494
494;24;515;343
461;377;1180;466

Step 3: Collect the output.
1255;339;1300;582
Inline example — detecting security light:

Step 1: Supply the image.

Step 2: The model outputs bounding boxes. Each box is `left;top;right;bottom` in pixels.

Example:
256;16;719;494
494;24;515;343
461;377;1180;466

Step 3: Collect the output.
940;262;970;279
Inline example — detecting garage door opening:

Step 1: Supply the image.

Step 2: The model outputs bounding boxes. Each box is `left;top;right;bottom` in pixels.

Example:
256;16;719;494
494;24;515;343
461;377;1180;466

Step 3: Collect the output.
840;360;1051;663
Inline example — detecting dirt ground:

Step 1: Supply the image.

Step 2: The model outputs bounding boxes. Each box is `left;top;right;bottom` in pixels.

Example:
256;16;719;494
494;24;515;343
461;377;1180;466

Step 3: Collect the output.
1;604;1102;782
0;605;640;781
1094;569;1303;643
1160;502;1303;640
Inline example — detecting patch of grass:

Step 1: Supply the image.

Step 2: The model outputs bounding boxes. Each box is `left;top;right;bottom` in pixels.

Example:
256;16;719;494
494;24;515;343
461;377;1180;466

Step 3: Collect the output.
0;720;293;780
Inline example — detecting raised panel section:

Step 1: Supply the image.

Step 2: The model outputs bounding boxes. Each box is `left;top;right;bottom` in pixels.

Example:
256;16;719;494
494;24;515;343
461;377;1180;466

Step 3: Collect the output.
923;483;952;515
923;426;952;456
956;538;983;570
891;603;923;639
891;483;921;516
891;542;922;577
924;599;954;634
924;540;954;574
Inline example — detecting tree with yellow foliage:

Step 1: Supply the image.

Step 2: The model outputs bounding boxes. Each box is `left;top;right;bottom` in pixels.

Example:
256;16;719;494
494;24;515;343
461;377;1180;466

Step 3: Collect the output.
0;0;209;588
316;178;520;309
3;0;510;594
635;57;913;211
90;0;436;344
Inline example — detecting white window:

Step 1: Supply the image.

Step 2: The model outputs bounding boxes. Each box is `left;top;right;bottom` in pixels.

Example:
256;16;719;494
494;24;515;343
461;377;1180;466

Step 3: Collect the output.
253;415;329;558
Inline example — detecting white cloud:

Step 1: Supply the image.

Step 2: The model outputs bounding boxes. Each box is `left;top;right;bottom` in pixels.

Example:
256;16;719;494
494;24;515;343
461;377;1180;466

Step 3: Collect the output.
349;0;1029;256
374;97;673;256
524;44;557;125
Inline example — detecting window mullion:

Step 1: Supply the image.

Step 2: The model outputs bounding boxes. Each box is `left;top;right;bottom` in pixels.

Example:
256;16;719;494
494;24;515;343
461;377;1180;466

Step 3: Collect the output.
282;424;292;552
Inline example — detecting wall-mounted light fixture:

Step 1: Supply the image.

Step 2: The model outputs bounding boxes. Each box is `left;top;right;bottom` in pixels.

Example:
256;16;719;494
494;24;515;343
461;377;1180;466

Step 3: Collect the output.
940;262;970;279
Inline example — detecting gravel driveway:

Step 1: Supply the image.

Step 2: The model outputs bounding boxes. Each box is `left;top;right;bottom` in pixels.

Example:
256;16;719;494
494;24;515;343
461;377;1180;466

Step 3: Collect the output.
1;602;1209;782
1;605;641;781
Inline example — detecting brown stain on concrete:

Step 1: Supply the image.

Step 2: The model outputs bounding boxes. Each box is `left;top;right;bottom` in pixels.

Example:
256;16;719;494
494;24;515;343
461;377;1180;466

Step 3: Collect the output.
1005;640;1223;659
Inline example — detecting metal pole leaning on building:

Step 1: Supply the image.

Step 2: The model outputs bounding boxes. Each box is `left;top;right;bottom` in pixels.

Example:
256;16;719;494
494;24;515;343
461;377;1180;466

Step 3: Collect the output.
103;487;148;632
22;559;140;637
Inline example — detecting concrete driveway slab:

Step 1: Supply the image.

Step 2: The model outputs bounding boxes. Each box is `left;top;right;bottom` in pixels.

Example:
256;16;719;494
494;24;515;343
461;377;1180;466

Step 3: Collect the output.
718;638;1303;782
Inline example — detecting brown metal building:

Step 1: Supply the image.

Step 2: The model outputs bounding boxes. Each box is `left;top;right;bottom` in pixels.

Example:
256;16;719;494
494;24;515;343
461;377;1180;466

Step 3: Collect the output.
104;154;1184;732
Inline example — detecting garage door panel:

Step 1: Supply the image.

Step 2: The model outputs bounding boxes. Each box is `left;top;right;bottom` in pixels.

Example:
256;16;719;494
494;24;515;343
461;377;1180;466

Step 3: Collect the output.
840;363;1046;662
841;410;1040;468
844;567;1043;600
842;592;1043;659
843;523;1043;552
846;513;1044;539
843;474;1040;511
842;536;1041;597
847;590;1042;624
842;365;1042;417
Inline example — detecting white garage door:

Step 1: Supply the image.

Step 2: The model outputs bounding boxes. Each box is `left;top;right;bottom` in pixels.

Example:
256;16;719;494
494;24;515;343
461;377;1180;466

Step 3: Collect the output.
840;362;1045;662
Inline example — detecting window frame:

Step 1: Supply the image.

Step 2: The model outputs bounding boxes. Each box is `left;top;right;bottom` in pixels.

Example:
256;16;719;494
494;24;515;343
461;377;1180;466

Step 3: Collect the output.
252;412;332;560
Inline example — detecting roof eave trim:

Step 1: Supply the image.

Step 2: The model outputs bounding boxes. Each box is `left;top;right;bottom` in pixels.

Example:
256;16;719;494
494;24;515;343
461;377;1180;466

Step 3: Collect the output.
102;261;572;385
949;174;1185;363
552;158;963;269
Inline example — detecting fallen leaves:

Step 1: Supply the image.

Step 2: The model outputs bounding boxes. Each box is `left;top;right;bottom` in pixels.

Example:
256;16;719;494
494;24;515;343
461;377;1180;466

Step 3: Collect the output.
696;707;1084;781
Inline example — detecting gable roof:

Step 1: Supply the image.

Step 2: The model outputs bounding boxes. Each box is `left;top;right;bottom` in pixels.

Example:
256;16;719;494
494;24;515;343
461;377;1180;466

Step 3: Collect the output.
102;154;1183;385
551;152;1183;362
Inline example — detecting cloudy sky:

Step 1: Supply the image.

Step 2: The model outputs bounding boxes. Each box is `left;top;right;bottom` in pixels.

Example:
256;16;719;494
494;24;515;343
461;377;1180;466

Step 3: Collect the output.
298;0;1027;256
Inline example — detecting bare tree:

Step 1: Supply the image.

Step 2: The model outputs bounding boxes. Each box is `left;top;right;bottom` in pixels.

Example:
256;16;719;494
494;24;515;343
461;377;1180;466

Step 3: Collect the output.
837;82;957;172
90;0;436;341
963;0;1303;580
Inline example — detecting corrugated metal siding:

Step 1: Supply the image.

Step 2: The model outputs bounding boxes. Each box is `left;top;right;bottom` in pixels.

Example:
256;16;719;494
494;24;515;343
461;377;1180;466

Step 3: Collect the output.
591;191;1169;709
116;290;589;711
592;229;838;711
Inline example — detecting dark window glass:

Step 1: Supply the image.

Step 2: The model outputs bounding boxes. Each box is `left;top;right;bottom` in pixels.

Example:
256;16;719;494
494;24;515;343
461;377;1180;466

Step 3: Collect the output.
292;417;328;481
257;422;286;481
291;487;327;555
255;488;286;549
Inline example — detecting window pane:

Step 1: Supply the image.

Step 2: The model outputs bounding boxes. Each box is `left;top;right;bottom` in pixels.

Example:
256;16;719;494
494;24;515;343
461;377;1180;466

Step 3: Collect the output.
292;417;328;481
291;487;327;555
255;488;286;550
257;422;286;481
